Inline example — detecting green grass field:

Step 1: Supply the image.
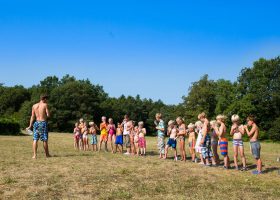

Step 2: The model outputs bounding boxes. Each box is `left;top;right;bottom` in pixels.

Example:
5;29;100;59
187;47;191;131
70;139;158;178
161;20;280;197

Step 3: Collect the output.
0;133;279;200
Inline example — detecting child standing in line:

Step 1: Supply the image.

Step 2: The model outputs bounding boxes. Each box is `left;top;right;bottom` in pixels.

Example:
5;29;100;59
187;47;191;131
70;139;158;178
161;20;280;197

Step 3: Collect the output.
99;116;108;152
214;114;230;169
195;121;204;164
138;121;147;156
115;122;123;153
230;114;247;171
73;123;80;150
89;121;99;152
176;117;187;162
134;126;140;156
155;113;165;159
108;118;116;153
210;120;220;165
78;118;84;150
188;123;196;162
129;121;136;155
244;115;263;175
198;113;216;167
82;122;89;151
164;120;178;161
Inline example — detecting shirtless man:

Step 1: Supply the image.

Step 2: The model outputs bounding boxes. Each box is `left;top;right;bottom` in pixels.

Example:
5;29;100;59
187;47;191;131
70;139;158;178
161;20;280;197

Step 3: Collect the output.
244;115;263;175
26;94;51;159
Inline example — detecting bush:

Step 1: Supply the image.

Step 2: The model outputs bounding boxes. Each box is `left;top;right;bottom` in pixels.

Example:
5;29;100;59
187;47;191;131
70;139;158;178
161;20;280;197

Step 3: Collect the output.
268;117;280;141
0;118;21;135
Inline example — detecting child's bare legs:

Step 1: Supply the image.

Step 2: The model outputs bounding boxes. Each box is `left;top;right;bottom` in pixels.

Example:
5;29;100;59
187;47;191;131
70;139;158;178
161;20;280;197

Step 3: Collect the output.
223;155;230;168
257;158;262;172
164;146;169;159
98;140;103;152
199;153;204;164
43;141;50;157
135;143;139;156
239;146;246;168
233;146;239;169
174;148;178;160
111;135;116;153
212;144;220;165
180;141;186;161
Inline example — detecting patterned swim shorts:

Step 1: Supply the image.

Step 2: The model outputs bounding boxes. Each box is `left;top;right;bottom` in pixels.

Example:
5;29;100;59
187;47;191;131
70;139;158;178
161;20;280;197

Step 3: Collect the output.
33;121;48;142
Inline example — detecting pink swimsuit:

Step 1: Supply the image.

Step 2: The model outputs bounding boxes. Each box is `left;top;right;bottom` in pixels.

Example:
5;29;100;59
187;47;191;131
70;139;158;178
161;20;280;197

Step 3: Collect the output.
108;125;116;136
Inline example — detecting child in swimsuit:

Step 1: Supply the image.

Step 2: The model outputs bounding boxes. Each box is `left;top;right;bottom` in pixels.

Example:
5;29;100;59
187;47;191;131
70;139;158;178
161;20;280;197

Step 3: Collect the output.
230;114;247;171
73;123;80;150
215;114;230;169
134;126;140;156
78;118;84;151
82;122;89;151
195;121;204;165
108;118;116;153
129;121;136;155
210;120;220;165
99;116;108;152
187;123;196;162
89;121;99;152
176;117;186;162
164;120;178;161
138;121;147;156
115;123;123;153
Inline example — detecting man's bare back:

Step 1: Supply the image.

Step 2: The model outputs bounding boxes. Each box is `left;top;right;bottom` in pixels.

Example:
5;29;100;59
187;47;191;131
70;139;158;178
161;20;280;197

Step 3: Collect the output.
32;102;49;121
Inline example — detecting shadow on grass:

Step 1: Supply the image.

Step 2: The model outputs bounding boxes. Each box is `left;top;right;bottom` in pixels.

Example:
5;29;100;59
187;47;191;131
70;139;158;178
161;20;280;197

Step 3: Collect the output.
262;167;279;174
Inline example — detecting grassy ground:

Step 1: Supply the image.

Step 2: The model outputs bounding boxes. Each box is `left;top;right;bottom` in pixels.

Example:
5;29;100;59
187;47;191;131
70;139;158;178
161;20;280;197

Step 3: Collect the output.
0;133;279;200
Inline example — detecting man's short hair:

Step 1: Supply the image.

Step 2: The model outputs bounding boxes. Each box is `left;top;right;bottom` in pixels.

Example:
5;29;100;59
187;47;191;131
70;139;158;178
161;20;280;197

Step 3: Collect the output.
40;94;48;100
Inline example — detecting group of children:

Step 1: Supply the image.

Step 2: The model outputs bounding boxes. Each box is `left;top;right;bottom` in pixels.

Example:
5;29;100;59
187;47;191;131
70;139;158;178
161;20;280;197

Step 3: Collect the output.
73;115;147;156
73;112;263;175
161;112;263;175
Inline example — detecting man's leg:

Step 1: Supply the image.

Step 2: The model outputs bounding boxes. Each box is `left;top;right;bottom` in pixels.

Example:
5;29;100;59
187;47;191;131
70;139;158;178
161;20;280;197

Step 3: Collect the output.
43;141;51;157
33;140;38;159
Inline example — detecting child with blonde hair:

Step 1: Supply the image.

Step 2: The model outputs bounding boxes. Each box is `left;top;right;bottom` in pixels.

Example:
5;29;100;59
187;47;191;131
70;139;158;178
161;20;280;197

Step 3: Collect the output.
210;120;220;166
195;121;204;164
176;117;186;162
82;122;89;151
214;114;230;169
78;118;84;150
230;114;247;171
73;122;80;150
155;113;165;159
138;121;147;156
99;116;108;152
89;121;99;152
108;118;116;153
134;126;140;156
115;122;123;153
164;120;178;161
187;123;196;162
198;113;216;166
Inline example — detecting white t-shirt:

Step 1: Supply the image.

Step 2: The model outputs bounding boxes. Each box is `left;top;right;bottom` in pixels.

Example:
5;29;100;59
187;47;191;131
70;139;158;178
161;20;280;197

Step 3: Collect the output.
123;121;130;136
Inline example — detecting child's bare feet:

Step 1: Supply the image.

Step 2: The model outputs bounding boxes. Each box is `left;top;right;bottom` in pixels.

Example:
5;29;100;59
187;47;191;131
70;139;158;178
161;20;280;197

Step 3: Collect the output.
32;155;37;159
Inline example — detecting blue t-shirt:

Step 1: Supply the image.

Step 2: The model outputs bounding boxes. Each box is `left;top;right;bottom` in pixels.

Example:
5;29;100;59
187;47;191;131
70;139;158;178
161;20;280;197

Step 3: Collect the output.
157;120;165;138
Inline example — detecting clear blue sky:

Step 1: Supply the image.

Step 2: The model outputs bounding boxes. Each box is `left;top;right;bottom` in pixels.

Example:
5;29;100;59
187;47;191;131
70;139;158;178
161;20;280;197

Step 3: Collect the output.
0;0;280;104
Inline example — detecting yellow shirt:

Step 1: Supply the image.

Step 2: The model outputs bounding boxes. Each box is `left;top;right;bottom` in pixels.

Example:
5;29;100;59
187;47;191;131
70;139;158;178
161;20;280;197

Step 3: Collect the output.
100;123;108;136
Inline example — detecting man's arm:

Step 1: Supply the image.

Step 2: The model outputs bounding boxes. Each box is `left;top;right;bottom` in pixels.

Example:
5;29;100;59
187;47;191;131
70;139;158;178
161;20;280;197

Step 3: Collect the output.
46;104;50;118
27;106;35;129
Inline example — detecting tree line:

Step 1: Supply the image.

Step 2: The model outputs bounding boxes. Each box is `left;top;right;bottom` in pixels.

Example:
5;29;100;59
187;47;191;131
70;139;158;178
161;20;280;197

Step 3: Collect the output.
0;57;279;141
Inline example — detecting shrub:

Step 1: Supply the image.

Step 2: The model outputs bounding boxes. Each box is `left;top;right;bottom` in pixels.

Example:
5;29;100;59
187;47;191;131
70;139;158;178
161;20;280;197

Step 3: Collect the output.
268;117;280;141
0;118;21;135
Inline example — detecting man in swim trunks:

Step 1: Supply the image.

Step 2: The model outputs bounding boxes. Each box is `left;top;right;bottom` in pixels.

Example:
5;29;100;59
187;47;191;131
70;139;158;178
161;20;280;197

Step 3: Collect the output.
26;94;51;159
244;115;263;175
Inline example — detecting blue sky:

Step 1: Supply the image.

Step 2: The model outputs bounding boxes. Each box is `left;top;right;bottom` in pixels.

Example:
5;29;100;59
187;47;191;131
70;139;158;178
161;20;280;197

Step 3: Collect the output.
0;0;280;104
